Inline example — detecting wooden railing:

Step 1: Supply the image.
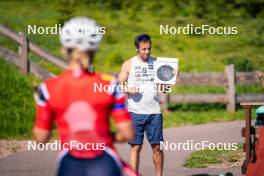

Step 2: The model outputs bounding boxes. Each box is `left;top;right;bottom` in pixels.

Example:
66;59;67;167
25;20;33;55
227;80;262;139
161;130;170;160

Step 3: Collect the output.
162;66;264;112
0;24;263;112
0;25;67;79
170;66;263;111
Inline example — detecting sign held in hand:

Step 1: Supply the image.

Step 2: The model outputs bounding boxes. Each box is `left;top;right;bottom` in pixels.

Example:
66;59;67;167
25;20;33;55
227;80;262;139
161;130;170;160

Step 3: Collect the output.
154;57;178;85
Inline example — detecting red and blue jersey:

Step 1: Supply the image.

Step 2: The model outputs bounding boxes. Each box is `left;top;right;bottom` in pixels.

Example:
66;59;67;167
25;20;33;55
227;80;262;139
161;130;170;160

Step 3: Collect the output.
34;69;131;158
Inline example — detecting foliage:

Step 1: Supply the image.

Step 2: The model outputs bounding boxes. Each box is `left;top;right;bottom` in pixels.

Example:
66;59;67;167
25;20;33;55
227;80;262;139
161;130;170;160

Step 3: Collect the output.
0;0;263;73
0;59;35;139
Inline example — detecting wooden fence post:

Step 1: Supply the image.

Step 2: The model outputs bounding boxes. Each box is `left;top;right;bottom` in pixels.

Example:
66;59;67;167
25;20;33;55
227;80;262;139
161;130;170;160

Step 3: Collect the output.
18;32;29;73
225;64;236;112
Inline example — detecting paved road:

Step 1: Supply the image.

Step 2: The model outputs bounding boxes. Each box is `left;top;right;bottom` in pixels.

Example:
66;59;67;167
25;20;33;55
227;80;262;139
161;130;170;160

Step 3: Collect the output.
0;121;245;176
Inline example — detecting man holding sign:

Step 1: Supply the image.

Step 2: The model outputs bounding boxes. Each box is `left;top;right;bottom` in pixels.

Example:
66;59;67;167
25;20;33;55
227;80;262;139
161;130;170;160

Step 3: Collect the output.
118;34;179;176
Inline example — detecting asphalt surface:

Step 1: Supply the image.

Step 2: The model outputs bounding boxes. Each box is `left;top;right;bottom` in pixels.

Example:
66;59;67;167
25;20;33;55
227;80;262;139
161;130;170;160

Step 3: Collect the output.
0;120;245;176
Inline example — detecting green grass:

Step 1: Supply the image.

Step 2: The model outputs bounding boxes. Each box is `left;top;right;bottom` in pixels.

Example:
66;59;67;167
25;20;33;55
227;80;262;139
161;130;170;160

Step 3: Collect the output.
184;144;243;168
0;59;35;139
170;85;225;94
171;84;264;95
163;109;246;128
0;1;263;74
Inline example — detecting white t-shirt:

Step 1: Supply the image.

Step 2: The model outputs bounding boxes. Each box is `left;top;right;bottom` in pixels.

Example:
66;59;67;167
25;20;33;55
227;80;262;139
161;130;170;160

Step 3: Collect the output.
127;56;161;114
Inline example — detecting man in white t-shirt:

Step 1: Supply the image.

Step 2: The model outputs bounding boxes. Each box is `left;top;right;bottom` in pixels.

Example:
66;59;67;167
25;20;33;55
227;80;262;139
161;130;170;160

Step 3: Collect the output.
118;34;178;176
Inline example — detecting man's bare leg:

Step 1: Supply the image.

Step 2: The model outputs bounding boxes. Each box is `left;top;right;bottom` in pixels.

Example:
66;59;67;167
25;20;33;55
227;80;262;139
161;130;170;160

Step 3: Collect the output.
152;144;164;176
129;144;142;173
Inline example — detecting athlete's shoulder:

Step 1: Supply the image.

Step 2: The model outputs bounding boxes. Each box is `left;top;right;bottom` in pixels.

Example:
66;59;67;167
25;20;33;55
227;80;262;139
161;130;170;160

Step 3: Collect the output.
43;70;66;83
34;74;60;103
43;76;57;86
39;71;71;97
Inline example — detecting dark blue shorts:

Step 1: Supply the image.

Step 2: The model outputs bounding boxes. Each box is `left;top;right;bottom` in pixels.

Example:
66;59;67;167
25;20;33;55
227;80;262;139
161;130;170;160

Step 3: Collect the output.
128;112;164;145
57;151;122;176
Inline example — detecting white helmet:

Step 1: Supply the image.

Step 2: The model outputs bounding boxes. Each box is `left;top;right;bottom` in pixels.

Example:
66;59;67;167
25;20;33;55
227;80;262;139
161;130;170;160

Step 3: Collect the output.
60;17;103;51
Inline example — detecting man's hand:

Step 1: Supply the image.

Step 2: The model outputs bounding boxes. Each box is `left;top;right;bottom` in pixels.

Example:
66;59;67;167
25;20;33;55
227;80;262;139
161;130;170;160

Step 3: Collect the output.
126;86;140;95
112;121;134;143
128;87;140;95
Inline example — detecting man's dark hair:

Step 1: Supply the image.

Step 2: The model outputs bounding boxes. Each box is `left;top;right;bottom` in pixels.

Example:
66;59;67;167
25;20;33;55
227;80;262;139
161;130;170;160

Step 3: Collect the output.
134;34;151;48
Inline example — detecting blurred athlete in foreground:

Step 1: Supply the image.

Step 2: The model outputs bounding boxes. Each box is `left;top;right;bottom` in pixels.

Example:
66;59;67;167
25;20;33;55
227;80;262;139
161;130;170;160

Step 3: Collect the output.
32;17;136;176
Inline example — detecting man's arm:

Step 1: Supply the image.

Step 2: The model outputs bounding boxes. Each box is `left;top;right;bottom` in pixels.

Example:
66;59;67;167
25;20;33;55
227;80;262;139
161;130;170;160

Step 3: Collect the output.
118;60;130;83
118;60;139;94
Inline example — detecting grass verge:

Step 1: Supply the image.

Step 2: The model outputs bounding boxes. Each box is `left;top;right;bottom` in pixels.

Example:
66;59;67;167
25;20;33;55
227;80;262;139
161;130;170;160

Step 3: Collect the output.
184;144;244;168
0;59;35;139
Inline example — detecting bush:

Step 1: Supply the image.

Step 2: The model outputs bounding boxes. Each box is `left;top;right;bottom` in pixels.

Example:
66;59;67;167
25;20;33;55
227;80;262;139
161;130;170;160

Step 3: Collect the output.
223;55;256;71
